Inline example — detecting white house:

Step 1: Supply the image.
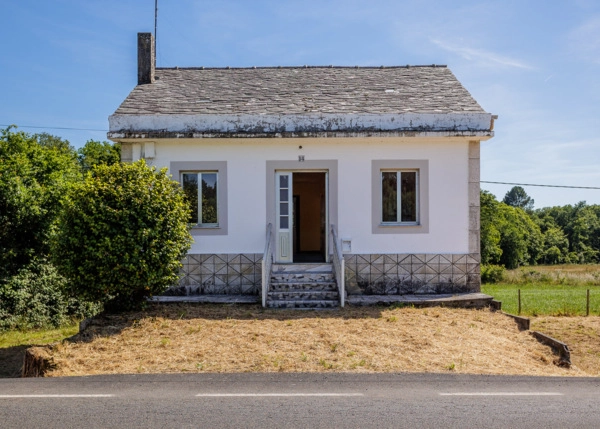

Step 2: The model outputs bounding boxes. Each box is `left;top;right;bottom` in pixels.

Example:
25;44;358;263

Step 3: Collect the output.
108;33;495;308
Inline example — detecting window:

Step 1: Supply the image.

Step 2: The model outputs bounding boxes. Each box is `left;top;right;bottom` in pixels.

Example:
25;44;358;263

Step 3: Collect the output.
182;172;218;226
381;170;418;224
371;160;428;234
170;161;227;236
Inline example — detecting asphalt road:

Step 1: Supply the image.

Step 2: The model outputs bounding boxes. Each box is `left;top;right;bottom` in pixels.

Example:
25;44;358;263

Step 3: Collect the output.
0;373;599;428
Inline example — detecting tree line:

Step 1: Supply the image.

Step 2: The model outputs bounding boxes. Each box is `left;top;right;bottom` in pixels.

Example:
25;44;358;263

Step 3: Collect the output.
481;186;600;269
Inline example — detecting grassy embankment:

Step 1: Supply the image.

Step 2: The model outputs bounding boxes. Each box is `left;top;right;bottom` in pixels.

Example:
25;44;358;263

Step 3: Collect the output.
481;264;600;316
0;324;78;377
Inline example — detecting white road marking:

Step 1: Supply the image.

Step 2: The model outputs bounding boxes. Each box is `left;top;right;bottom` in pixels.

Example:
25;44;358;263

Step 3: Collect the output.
195;393;364;397
0;394;114;398
439;392;563;396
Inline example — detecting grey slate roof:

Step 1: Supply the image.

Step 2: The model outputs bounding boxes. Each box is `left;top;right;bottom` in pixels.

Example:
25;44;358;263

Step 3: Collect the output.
114;66;486;116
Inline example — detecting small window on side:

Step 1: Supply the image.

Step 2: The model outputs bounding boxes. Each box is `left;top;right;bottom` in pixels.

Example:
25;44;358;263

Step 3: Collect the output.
182;172;218;227
381;170;419;224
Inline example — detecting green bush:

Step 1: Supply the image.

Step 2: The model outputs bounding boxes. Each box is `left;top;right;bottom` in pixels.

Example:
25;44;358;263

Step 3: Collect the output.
481;264;506;284
0;259;100;331
52;160;192;310
0;127;81;279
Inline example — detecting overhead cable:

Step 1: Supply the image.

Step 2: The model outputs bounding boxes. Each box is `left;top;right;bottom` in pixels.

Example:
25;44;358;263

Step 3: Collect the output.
482;181;600;190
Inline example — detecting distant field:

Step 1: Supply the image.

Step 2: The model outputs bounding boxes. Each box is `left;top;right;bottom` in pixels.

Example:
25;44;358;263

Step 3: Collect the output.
482;264;600;316
482;283;600;316
502;264;600;285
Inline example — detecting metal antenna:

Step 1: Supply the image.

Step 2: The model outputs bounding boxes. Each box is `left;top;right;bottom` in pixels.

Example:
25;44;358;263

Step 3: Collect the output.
154;0;158;53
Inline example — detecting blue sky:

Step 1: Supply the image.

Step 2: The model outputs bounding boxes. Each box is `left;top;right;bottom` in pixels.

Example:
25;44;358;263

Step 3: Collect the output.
1;0;599;208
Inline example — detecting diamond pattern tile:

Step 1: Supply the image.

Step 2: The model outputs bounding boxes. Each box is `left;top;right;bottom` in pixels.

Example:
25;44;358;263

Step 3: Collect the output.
176;252;481;297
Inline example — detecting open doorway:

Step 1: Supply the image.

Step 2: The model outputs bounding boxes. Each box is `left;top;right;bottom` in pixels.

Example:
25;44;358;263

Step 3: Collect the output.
292;172;327;263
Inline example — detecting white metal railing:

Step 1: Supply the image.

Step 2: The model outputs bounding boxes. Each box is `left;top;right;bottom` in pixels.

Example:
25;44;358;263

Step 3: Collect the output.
330;224;345;307
261;223;274;307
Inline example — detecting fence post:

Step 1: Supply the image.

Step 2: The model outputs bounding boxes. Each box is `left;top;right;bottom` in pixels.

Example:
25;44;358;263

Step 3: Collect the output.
518;289;521;315
587;289;590;317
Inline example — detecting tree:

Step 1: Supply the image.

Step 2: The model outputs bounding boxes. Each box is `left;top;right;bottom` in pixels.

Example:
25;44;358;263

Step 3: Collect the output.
77;140;121;172
503;186;534;211
536;202;600;263
0;127;80;279
496;204;543;269
34;132;75;153
480;190;543;269
480;190;502;265
570;206;600;263
541;226;570;264
52;160;192;310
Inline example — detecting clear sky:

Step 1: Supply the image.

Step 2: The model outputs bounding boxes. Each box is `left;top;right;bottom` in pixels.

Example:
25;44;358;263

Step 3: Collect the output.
2;0;599;208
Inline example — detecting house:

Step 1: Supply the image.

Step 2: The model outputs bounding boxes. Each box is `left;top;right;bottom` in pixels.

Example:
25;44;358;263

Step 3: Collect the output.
108;33;495;308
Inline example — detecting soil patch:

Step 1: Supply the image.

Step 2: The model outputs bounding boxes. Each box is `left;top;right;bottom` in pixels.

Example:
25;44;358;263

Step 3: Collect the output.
43;304;584;377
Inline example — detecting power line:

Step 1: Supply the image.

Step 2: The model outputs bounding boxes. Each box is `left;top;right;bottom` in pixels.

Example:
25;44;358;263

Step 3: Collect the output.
1;124;107;132
482;181;600;190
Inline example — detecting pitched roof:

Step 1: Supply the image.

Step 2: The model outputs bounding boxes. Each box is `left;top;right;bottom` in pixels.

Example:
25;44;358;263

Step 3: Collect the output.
108;65;493;138
114;66;484;115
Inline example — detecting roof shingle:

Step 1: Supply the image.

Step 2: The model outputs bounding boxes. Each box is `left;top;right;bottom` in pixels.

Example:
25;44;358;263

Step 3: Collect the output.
113;66;486;116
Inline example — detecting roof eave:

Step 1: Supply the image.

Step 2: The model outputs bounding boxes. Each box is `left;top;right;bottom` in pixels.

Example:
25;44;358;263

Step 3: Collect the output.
108;130;493;141
108;112;494;141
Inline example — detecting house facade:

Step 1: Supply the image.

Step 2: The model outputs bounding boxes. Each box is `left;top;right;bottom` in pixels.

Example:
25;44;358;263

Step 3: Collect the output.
108;33;494;306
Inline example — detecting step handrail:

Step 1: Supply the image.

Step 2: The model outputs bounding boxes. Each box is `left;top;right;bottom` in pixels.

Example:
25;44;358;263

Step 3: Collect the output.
261;223;274;307
330;224;345;307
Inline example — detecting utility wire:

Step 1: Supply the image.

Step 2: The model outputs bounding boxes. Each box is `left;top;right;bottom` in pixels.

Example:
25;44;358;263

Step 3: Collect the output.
1;124;107;132
482;181;600;190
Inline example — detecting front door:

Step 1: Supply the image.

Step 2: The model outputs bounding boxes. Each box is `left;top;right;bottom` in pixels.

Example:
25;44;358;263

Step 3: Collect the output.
275;171;328;263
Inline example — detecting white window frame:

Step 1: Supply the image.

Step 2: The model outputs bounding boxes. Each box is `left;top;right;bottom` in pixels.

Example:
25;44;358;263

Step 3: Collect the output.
371;160;429;234
380;169;419;226
170;161;228;236
182;171;219;228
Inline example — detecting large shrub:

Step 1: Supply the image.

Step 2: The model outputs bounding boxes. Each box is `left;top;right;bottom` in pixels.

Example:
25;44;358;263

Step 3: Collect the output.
0;258;99;330
52;160;192;310
480;264;505;284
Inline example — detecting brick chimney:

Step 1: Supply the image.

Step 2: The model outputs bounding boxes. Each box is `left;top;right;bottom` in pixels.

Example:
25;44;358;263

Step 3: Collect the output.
138;33;155;85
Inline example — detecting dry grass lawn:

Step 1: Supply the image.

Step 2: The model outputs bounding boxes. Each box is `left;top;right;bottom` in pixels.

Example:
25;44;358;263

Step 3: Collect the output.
531;316;600;376
43;304;589;377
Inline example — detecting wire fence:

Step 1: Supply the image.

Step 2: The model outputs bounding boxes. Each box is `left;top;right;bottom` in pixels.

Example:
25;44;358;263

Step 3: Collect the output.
483;286;599;316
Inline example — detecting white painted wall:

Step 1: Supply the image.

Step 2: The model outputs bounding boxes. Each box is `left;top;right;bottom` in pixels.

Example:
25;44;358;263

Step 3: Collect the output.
142;137;471;254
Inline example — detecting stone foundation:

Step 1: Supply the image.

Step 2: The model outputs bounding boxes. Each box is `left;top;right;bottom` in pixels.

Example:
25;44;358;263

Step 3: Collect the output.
165;253;263;296
344;253;480;295
165;252;480;296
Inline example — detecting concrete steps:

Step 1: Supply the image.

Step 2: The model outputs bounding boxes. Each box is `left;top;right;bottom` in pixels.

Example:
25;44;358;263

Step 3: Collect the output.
267;263;340;309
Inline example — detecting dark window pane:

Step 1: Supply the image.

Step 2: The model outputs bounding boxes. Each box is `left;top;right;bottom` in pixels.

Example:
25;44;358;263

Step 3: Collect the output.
201;173;218;224
280;202;288;216
280;188;288;202
280;216;289;229
182;173;198;224
401;172;417;222
279;175;289;188
381;172;397;222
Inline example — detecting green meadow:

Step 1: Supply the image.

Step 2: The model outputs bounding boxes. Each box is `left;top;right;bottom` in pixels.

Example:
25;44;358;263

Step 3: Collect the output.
482;265;600;316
